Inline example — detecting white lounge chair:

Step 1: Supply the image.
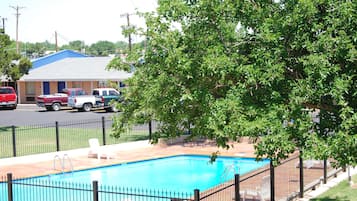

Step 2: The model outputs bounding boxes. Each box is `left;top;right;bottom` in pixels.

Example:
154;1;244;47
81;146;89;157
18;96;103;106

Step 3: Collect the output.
309;160;331;169
297;160;330;169
242;175;270;201
88;138;113;160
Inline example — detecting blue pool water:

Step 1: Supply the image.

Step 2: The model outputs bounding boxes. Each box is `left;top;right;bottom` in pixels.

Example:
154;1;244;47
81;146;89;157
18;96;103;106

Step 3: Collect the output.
1;155;269;201
50;155;268;191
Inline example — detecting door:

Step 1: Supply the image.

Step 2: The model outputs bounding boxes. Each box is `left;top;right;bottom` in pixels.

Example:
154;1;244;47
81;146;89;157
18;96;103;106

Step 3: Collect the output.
57;81;66;93
43;82;50;95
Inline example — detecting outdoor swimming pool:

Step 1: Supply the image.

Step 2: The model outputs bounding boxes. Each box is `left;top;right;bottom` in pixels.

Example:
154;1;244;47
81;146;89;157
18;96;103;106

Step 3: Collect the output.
1;155;269;201
52;155;268;190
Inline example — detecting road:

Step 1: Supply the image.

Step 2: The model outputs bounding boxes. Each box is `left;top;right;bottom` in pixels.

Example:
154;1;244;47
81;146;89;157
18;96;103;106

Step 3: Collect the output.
0;104;117;126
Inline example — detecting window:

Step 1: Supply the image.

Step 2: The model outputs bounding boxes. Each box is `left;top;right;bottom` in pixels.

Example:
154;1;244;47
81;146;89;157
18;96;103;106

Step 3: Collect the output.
0;88;13;94
119;81;126;88
92;90;99;96
98;81;107;88
71;81;82;88
109;90;119;96
58;81;66;93
77;90;86;95
26;82;35;95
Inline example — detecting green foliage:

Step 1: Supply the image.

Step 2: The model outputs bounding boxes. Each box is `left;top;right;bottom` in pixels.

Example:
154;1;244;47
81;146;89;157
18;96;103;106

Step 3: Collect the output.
115;41;129;51
87;40;116;56
0;33;32;82
5;57;32;82
109;0;356;167
121;24;137;39
23;40;56;58
0;34;13;76
61;40;85;52
21;40;129;58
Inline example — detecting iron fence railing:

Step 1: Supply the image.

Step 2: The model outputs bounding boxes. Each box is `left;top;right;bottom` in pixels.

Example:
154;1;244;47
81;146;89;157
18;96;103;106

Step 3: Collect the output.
193;155;342;201
1;155;343;201
0;117;157;159
1;173;195;201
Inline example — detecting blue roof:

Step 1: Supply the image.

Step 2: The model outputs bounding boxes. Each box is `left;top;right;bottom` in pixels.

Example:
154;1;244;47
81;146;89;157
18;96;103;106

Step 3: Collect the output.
31;50;88;70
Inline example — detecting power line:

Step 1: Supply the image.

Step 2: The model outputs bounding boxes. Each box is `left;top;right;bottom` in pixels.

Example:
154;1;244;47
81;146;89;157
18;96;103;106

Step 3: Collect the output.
55;32;71;44
10;5;25;54
129;0;138;10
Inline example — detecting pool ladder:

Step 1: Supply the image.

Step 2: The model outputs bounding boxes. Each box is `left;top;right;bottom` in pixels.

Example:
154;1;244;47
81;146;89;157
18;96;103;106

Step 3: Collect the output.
53;153;73;173
220;162;240;182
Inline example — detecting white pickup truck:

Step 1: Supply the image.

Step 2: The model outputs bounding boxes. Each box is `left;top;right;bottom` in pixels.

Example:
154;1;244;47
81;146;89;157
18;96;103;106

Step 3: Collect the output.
68;88;120;112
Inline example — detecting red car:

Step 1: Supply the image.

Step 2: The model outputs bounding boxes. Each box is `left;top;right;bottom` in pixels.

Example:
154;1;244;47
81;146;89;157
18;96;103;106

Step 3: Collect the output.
0;86;17;109
36;88;86;111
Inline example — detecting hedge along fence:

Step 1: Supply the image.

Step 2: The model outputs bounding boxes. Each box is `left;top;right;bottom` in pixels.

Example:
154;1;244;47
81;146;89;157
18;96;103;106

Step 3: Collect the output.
0;117;156;159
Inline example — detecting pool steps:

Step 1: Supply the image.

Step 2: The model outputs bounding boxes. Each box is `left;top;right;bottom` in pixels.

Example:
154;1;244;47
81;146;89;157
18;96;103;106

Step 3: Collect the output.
220;162;240;182
53;153;73;173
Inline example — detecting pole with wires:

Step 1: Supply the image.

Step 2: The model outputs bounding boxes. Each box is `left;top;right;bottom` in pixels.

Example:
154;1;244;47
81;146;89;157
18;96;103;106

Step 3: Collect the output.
120;13;136;53
10;5;25;54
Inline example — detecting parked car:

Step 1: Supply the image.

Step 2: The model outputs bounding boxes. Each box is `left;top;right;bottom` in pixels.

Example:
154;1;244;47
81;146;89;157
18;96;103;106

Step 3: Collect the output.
36;88;86;111
0;86;17;109
92;88;121;112
68;88;121;112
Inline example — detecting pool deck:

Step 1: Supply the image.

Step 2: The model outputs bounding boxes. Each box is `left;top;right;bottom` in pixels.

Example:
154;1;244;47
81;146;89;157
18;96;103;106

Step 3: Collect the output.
0;139;355;200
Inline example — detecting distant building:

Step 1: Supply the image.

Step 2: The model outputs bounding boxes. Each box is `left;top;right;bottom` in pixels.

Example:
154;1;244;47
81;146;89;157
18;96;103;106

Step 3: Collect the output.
17;50;132;104
31;49;88;70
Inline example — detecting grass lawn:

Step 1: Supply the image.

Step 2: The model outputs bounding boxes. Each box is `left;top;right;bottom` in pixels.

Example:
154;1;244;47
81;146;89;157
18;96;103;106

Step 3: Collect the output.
311;174;357;201
0;126;149;158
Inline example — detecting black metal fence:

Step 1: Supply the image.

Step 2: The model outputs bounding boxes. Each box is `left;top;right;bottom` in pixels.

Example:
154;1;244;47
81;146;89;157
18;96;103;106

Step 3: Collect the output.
0;117;156;159
1;173;195;201
192;155;342;201
0;156;342;201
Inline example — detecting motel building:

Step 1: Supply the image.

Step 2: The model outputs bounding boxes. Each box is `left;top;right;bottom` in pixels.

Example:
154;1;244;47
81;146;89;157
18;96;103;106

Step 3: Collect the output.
2;50;132;104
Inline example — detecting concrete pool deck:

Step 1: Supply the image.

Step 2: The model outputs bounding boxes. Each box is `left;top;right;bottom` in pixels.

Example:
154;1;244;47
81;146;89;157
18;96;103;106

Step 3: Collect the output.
0;140;257;176
0;139;355;200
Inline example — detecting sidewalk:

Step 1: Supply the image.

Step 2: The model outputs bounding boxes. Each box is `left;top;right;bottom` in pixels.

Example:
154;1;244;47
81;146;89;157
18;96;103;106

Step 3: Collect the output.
16;103;39;110
0;140;257;178
297;166;357;200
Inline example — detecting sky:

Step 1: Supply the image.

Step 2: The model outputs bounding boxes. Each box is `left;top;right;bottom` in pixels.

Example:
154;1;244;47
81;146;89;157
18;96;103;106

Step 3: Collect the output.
0;0;158;46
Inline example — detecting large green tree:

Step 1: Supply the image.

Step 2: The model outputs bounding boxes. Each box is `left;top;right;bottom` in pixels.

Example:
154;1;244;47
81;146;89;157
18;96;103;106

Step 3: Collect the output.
0;34;32;83
61;40;86;52
88;40;116;56
108;0;356;167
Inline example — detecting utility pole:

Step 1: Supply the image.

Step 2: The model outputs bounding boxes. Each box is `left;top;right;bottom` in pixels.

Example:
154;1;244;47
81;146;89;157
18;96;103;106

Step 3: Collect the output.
120;13;134;53
55;31;58;52
10;5;25;54
2;18;6;33
0;16;7;34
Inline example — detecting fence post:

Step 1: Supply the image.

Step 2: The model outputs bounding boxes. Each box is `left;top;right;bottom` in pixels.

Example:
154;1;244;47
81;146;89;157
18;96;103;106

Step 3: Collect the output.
323;159;327;184
299;154;304;198
55;121;60;152
235;174;240;201
11;126;16;157
7;173;13;201
270;161;275;201
102;116;106;145
93;180;99;201
148;120;152;141
194;189;200;201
